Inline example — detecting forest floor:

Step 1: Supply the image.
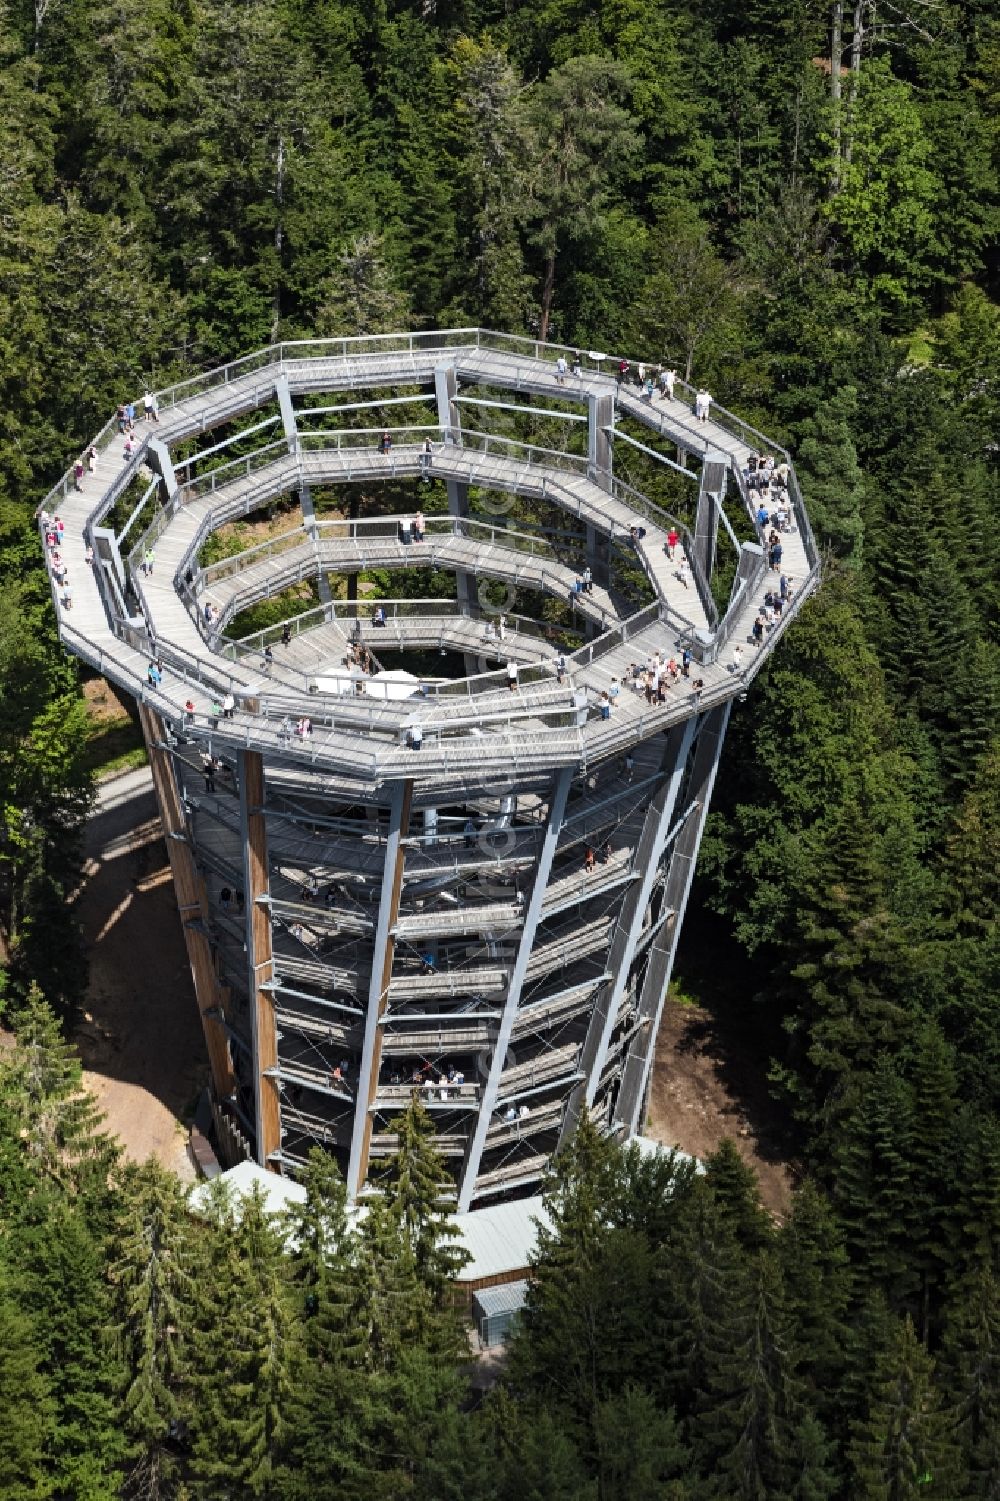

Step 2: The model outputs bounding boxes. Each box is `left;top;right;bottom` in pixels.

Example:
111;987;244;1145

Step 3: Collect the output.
646;993;795;1218
74;760;202;1182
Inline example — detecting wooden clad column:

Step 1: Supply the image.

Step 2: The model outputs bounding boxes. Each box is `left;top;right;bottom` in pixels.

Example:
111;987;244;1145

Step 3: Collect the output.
138;705;235;1099
238;748;281;1168
347;779;413;1199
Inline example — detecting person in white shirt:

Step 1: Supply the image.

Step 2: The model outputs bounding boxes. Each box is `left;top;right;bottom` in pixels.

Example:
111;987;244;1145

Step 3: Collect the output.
555;355;568;384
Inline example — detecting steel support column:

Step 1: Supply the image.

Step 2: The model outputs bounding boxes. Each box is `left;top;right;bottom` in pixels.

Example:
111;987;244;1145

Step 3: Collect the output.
275;374;297;456
446;480;476;616
435;364;461;440
586;523;611;590
138;705;236;1101
238;749;281;1168
456;768;573;1211
146;438;177;504
347;779;413;1198
693;453;727;585
588;394;614;492
618;701;732;1136
561;716;698;1143
277;374;330;604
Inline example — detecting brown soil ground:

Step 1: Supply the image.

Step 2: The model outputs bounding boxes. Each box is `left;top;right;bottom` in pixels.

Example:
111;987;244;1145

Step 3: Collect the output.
74;764;203;1181
646;996;795;1219
82;675;131;723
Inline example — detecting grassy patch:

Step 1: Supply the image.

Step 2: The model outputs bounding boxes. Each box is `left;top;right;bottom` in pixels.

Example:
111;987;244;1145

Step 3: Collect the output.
666;976;701;1009
83;717;147;779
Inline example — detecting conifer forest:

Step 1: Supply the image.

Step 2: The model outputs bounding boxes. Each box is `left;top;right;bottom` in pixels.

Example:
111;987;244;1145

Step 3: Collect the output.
0;0;999;1496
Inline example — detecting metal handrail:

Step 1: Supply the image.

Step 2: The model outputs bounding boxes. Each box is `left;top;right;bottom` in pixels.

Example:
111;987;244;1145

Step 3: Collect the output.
39;330;819;775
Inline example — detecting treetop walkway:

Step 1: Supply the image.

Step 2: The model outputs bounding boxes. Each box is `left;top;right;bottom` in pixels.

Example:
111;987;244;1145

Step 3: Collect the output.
40;328;819;790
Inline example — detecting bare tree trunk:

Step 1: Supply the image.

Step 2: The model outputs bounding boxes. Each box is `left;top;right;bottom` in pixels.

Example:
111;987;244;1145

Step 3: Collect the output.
843;0;865;167
790;82;803;185
34;0;53;50
539;249;556;344
830;0;844;195
271;135;285;344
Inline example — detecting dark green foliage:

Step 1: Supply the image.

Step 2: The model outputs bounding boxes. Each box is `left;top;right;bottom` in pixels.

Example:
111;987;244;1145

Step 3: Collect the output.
378;1092;469;1295
0;0;997;1494
0;1266;53;1501
848;1315;965;1500
185;1186;294;1499
703;1137;773;1251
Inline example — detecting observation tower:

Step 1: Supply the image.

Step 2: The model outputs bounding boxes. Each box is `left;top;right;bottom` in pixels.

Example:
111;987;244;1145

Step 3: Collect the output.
40;331;819;1209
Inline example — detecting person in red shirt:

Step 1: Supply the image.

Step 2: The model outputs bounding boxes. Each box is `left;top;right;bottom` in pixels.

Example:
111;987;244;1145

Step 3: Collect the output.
666;527;679;559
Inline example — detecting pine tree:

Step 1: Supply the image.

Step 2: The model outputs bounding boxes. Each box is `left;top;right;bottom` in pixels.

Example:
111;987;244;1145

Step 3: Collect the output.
940;1269;1000;1500
107;1161;195;1501
657;1176;747;1422
0;1263;53;1501
592;1385;690;1501
692;1249;800;1500
379;1093;468;1297
848;1314;964;1501
703;1138;773;1252
778;1180;853;1411
186;1185;294;1499
831;1056;920;1308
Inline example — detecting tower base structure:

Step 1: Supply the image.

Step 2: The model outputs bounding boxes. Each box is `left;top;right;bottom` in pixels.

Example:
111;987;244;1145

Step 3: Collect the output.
40;331;819;1208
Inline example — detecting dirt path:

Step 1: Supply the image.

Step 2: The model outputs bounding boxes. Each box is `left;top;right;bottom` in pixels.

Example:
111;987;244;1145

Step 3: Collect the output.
74;765;203;1181
646;995;794;1218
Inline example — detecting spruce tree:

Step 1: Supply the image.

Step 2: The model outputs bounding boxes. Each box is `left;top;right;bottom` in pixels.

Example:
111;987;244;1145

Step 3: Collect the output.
790;1412;840;1501
778;1180;853;1415
657;1176;747;1422
794;384;866;565
940;1269;1000;1500
107;1161;195;1501
691;1249;800;1500
379;1093;468;1297
186;1185;294;1500
14;1191;128;1497
0;983;117;1207
830;1056;920;1308
848;1315;964;1500
510;1118;658;1414
703;1138;773;1252
485;1390;597;1501
592;1384;690;1501
904;1023;961;1333
0;1264;53;1501
280;1146;350;1308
